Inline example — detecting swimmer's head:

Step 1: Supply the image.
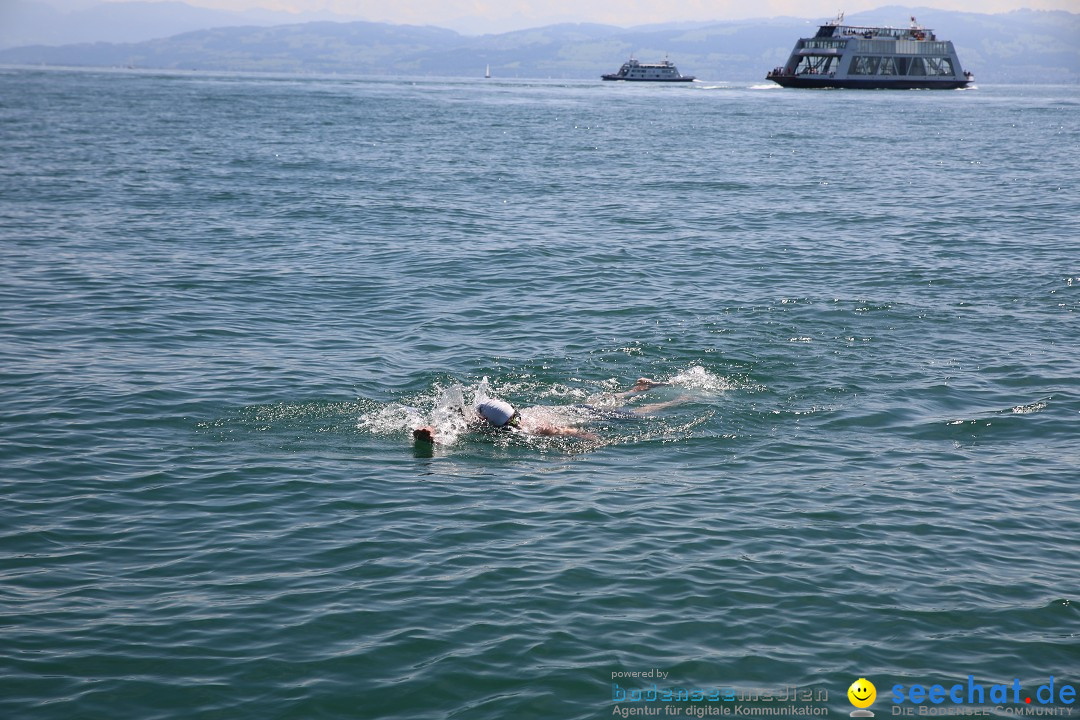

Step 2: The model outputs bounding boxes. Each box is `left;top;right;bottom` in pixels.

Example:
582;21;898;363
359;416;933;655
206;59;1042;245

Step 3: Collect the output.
476;399;519;428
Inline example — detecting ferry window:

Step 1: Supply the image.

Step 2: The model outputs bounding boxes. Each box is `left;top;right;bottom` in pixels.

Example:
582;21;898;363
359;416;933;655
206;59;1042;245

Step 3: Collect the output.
926;57;953;75
908;58;927;75
795;56;835;74
878;58;897;75
803;39;846;49
849;56;880;75
858;39;893;54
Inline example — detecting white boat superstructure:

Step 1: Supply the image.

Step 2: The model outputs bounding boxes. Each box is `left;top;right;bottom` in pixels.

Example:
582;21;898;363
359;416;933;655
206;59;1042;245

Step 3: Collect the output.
602;57;695;82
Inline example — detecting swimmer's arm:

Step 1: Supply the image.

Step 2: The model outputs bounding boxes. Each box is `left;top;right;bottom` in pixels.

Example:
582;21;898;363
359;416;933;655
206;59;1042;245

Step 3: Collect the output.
532;424;598;441
632;397;688;415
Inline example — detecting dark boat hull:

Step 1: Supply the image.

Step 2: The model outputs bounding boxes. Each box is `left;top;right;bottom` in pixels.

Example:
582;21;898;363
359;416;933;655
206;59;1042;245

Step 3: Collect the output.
767;75;971;90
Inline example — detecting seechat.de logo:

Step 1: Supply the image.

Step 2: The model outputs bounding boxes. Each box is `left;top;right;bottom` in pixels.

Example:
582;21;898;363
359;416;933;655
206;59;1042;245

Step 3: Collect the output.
848;678;877;717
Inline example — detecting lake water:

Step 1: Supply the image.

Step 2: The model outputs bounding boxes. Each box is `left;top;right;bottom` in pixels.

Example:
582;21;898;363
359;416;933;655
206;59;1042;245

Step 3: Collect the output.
1;68;1078;719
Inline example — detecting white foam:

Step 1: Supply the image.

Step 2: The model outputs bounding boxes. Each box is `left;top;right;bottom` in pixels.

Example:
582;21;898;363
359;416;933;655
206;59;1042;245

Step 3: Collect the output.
1011;400;1048;415
667;365;737;392
357;403;426;435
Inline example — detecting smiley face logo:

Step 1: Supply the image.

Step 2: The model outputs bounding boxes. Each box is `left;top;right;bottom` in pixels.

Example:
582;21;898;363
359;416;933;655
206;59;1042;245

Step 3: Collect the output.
847;678;877;713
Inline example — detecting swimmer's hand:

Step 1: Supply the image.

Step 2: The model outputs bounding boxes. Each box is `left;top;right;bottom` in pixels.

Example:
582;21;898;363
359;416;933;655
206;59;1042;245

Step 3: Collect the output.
413;427;437;444
628;377;667;393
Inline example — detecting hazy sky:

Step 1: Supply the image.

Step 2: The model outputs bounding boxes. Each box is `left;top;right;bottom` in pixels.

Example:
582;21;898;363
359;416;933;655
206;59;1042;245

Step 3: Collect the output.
54;0;1080;33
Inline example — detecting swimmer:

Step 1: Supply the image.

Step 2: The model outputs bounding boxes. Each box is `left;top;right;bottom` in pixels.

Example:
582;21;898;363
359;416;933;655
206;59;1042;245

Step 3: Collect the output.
412;377;675;444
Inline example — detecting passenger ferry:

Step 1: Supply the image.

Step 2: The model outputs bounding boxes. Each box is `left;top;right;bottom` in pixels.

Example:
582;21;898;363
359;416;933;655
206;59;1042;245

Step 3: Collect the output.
766;14;973;89
602;57;695;82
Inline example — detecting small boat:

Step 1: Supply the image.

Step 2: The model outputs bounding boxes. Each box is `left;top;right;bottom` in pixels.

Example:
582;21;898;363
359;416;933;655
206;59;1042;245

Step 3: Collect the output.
485;64;491;79
766;14;973;89
602;56;695;82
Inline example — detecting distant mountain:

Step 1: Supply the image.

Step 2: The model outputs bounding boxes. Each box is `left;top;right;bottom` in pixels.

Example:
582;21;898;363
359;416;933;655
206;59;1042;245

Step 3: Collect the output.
1;6;1077;84
0;0;362;49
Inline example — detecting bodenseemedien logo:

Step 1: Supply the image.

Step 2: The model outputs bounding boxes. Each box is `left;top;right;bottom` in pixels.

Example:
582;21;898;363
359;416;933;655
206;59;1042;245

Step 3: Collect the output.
848;677;877;717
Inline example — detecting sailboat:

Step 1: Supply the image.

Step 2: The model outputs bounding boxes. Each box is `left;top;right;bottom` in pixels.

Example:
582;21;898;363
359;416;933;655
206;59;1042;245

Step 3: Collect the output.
485;64;491;79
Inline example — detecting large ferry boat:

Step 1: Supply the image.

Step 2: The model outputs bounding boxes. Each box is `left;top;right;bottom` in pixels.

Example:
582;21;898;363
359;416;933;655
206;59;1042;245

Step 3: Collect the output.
602;57;695;82
766;15;973;89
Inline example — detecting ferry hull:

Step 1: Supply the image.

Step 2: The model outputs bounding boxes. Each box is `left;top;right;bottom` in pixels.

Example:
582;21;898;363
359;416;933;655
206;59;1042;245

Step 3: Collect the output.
767;75;971;90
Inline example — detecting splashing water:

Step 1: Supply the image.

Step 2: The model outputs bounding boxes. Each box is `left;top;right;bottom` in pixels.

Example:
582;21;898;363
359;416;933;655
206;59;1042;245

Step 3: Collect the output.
356;402;427;436
667;365;738;393
1011;399;1049;415
357;382;482;446
357;368;737;450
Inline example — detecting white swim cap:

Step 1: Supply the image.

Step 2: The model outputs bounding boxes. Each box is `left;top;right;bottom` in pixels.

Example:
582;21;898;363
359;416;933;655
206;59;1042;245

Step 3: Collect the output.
477;398;517;427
